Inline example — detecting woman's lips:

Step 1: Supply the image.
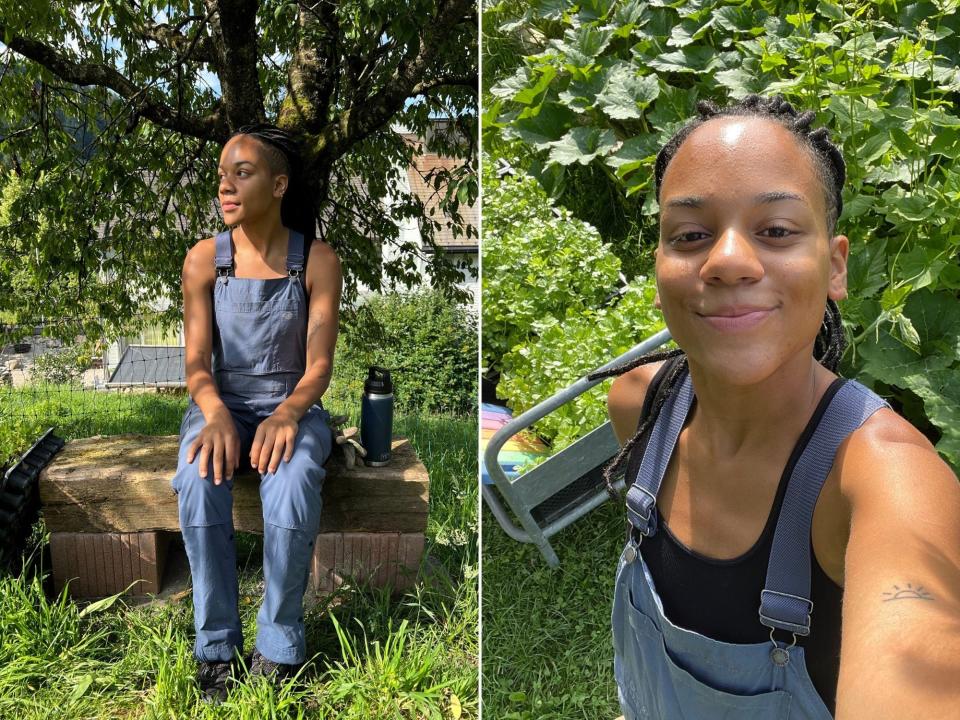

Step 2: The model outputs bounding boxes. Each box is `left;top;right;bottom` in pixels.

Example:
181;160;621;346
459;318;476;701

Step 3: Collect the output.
697;307;775;331
222;202;240;212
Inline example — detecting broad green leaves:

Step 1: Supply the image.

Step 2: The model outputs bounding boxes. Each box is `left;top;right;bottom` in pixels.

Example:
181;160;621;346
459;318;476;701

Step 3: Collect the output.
597;66;659;120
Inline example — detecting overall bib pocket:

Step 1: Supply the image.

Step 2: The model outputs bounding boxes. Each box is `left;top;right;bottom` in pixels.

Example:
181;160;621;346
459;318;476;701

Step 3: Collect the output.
622;605;794;718
615;555;795;720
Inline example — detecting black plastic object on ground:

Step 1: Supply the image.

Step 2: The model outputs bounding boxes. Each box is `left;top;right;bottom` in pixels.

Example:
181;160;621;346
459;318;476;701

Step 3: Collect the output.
0;428;65;572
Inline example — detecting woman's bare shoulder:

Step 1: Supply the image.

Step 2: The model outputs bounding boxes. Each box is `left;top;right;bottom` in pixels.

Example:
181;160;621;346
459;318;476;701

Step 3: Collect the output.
307;238;340;267
182;236;216;287
837;405;958;504
607;360;666;445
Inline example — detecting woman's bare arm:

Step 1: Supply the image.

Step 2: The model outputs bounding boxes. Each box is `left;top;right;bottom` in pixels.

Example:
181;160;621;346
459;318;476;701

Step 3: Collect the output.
275;239;342;419
606;361;665;445
182;239;222;418
182;238;240;483
835;410;960;718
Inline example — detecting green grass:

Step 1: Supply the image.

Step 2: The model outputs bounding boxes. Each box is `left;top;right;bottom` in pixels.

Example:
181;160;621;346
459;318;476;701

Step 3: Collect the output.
481;499;625;720
0;385;477;719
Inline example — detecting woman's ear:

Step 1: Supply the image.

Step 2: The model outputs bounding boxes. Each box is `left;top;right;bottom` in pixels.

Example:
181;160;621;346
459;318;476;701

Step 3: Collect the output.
273;174;288;198
828;234;849;301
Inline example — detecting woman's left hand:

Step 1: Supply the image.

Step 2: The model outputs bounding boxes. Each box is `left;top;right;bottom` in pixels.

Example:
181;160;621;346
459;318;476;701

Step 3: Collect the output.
250;408;299;474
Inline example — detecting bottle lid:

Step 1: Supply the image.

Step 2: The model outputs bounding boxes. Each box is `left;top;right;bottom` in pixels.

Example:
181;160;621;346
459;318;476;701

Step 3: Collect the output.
364;366;393;394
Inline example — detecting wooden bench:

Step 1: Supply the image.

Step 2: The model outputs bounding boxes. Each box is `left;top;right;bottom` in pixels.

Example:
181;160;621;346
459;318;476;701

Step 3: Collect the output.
38;434;429;599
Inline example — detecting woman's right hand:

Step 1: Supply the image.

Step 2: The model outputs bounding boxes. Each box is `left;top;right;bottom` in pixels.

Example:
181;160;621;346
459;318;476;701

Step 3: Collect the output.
186;407;240;485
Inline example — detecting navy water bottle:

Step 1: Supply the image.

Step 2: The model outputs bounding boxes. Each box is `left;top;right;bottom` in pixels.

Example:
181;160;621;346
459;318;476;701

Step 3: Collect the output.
360;366;394;466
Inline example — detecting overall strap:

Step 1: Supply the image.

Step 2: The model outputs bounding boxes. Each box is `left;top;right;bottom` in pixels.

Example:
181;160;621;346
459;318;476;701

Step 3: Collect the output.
214;230;233;277
626;367;695;538
286;229;306;277
759;379;890;637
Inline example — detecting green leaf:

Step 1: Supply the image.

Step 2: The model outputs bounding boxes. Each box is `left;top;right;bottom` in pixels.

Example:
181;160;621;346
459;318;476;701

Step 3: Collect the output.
508;104;579;147
816;1;846;21
881;284;912;312
605;134;660;175
890;127;921;158
554;25;613;68
79;582;139;616
514;66;557;106
857;133;892;164
714;66;765;98
597;66;659;120
904;290;960;360
713;5;761;34
931;128;960;159
557;73;606;111
897;247;946;291
547;127;618;166
492;67;534;100
908;370;960;470
839;193;875;221
846;238;887;298
645;46;717;73
69;674;94;703
786;12;815;27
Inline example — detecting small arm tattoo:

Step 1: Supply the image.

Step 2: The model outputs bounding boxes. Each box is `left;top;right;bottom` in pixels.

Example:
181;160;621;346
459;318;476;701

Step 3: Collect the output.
882;583;934;602
307;314;326;339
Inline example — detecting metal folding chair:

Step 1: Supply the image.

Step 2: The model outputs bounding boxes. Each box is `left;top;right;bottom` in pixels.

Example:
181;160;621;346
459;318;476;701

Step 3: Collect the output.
483;328;672;566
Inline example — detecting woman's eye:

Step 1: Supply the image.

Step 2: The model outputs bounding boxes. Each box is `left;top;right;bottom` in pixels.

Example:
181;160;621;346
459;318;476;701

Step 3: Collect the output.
670;231;710;244
759;225;793;239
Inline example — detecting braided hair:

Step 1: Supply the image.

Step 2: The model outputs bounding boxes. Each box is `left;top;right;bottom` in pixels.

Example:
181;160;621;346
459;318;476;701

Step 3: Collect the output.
592;94;848;499
230;123;317;241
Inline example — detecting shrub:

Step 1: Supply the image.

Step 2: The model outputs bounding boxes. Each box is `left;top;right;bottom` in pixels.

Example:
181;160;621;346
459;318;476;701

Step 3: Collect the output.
481;154;622;372
28;344;91;386
334;290;477;415
499;281;667;451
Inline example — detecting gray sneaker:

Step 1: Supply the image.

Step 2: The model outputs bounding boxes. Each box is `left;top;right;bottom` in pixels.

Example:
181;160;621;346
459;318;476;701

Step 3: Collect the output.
250;648;302;685
196;659;241;704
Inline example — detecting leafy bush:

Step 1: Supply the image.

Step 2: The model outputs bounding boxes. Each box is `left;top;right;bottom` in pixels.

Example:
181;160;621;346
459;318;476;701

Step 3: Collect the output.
334;290;477;415
481;154;622;371
482;155;669;448
28;344;91;386
500;282;666;451
0;414;45;471
485;0;960;470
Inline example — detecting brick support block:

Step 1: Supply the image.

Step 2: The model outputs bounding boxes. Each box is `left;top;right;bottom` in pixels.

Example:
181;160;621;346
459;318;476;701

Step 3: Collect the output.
50;531;172;599
309;531;425;595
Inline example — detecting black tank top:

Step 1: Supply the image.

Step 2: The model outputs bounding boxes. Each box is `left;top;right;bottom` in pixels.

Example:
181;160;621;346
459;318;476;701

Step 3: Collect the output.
623;358;843;715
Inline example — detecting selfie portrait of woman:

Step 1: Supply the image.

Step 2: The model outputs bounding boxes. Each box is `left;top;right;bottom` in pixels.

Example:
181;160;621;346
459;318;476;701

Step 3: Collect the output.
601;95;960;719
480;3;960;716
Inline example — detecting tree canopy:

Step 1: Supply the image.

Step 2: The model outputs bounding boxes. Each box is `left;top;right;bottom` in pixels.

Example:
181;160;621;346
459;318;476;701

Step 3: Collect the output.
0;0;477;336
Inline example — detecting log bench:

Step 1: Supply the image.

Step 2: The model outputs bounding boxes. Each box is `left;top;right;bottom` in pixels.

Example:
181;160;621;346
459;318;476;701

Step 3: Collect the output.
38;434;429;600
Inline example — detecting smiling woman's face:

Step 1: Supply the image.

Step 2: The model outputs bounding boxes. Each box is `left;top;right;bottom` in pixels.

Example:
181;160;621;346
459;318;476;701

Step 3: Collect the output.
655;116;849;385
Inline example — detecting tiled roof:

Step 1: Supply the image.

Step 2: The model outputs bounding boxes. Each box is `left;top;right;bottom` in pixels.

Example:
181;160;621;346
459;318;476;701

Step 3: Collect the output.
406;153;478;251
106;344;185;387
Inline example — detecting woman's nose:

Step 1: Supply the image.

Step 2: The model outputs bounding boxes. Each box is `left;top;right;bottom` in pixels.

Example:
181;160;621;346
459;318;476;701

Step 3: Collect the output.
699;227;764;285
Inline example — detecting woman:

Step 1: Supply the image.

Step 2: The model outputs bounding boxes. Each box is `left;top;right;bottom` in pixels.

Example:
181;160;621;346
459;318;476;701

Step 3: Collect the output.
171;123;342;703
602;96;960;718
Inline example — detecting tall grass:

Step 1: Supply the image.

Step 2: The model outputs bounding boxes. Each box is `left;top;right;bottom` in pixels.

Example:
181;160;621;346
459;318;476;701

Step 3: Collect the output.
0;386;477;719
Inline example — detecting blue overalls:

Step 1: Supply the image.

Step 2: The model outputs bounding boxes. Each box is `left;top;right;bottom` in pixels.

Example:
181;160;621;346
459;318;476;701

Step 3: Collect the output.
613;367;888;718
171;227;334;665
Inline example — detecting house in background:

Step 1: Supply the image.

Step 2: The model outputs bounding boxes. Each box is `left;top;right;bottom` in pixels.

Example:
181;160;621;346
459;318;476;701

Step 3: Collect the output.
385;123;478;303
